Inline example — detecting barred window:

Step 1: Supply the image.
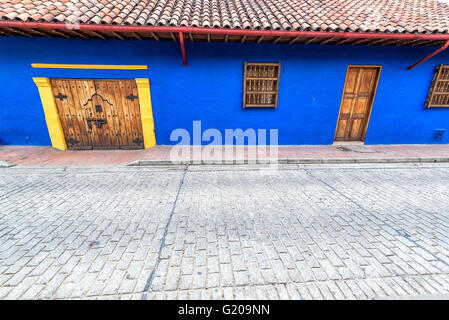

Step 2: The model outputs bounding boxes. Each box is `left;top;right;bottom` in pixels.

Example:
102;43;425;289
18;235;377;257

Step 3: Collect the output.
243;62;280;108
425;64;449;108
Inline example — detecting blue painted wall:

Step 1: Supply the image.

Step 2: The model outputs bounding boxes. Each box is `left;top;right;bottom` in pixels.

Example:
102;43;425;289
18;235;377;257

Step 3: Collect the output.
0;36;448;146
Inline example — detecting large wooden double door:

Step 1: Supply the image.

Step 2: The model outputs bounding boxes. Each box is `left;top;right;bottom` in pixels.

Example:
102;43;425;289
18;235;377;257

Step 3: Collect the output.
51;79;144;149
334;66;381;142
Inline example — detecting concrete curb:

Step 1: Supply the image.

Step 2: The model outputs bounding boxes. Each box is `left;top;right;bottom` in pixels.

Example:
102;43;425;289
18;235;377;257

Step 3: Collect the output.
0;160;15;168
127;157;449;166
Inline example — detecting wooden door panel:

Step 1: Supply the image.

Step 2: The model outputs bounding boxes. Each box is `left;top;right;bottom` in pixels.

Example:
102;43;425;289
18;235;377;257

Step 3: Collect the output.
91;93;114;148
93;80;144;149
352;96;370;115
335;97;354;140
358;70;376;94
55;81;75;145
50;79;144;149
128;81;144;147
77;80;100;148
118;80;144;148
51;80;73;146
344;68;359;94
99;81;124;147
335;66;381;142
75;80;94;124
109;81;131;147
51;79;92;149
335;119;350;141
123;81;137;147
68;80;96;148
117;81;134;147
339;96;354;115
65;80;91;147
348;119;365;140
91;82;118;148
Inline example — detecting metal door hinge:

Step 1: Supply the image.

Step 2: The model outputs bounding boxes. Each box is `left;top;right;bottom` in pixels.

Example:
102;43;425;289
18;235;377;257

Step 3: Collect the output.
66;138;79;145
54;93;67;101
126;94;138;101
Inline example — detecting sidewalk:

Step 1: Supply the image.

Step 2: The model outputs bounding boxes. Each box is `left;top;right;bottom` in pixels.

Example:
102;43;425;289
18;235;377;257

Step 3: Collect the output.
1;144;449;166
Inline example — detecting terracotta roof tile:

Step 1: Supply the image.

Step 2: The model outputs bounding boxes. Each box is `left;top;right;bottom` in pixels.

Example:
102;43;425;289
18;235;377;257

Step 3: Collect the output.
1;0;449;34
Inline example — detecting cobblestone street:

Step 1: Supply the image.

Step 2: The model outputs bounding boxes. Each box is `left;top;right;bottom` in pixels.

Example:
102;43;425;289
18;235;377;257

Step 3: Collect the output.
1;163;449;300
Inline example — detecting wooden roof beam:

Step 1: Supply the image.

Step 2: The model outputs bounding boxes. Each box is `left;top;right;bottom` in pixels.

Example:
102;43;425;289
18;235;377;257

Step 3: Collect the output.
5;27;32;37
2;22;449;42
410;40;434;46
273;36;282;44
241;35;247;43
111;31;124;40
334;38;355;45
131;32;141;40
351;38;371;45
425;40;445;47
320;37;337;45
305;37;317;44
401;39;421;46
91;30;105;39
257;36;264;43
47;29;71;38
288;35;301;44
415;39;433;46
71;30;88;39
380;39;402;46
366;38;387;46
29;28;51;37
151;32;159;41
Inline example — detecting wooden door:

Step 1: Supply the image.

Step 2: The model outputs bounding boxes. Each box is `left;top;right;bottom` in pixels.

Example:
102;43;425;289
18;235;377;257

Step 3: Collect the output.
334;66;381;142
50;79;144;149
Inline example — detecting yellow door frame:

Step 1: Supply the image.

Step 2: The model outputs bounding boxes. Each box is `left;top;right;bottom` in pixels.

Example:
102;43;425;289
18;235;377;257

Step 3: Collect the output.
33;78;67;150
33;77;156;150
135;78;157;148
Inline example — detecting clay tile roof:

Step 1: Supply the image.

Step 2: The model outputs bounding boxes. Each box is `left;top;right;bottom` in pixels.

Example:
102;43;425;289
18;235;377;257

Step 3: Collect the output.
1;0;449;34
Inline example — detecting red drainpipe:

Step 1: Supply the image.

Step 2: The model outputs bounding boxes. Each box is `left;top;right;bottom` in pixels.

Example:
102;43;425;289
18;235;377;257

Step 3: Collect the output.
1;21;449;68
408;40;449;70
178;32;187;66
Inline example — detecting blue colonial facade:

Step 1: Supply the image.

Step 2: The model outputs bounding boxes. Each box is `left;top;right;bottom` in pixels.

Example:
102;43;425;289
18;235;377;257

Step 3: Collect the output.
0;36;449;146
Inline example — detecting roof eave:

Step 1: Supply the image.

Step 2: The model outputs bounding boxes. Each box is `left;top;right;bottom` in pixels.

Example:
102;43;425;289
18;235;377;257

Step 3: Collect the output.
1;20;449;41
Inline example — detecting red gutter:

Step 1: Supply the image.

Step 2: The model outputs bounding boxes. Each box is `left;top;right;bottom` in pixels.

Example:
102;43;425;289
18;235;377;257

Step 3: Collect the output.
1;21;449;41
178;32;187;66
2;21;449;69
408;40;449;70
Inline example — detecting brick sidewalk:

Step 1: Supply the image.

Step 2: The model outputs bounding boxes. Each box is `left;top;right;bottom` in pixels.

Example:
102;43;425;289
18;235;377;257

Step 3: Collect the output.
1;145;449;166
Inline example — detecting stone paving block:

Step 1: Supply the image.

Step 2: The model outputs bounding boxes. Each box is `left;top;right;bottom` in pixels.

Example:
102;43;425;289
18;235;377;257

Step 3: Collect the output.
265;284;279;300
305;282;324;300
220;264;234;287
165;267;180;290
5;276;38;299
223;287;233;300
